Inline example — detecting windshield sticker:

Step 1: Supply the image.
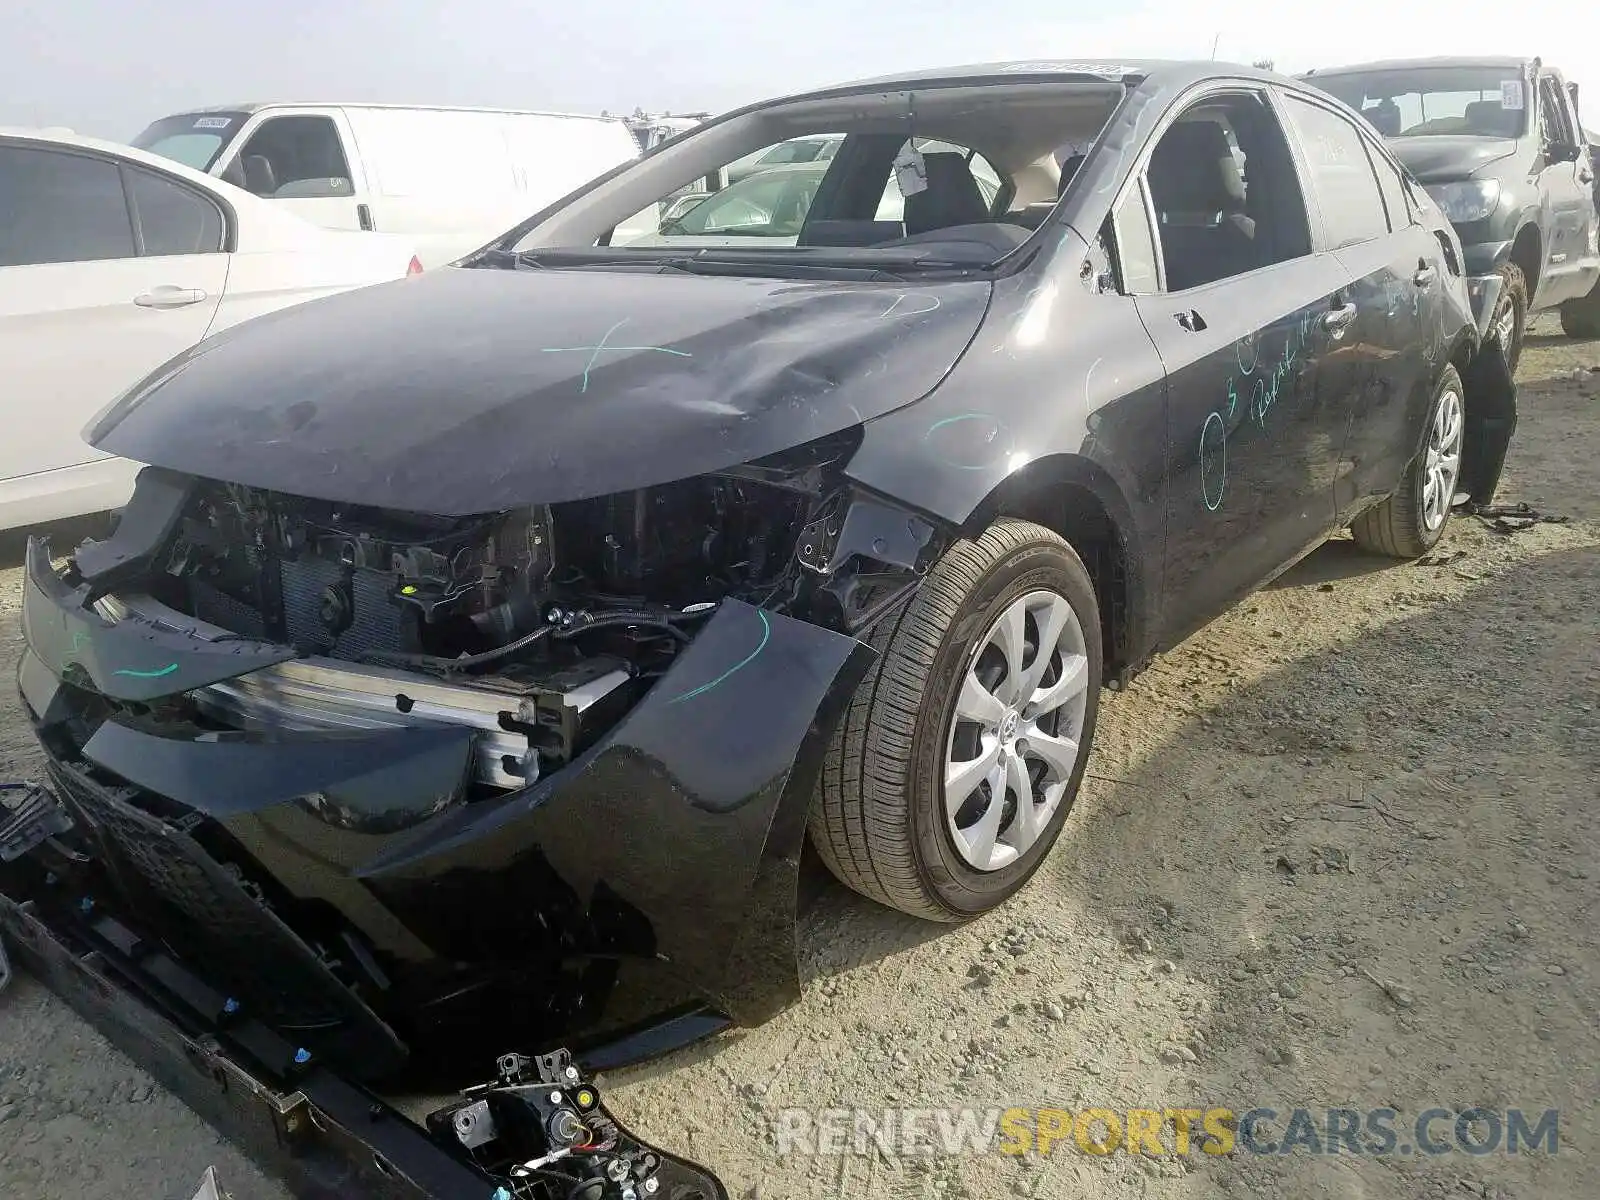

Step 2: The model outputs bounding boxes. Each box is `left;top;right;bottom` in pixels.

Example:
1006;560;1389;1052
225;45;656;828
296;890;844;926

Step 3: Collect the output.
894;143;928;197
1501;80;1525;110
193;116;232;129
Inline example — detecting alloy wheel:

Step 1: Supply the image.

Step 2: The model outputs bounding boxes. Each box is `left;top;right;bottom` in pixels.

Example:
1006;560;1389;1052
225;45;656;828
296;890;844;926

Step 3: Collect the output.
1420;386;1464;532
944;589;1089;872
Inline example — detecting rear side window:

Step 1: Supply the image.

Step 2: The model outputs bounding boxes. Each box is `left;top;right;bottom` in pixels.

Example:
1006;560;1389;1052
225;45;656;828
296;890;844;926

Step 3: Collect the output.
1281;96;1389;248
1362;138;1414;231
127;167;225;256
0;145;135;267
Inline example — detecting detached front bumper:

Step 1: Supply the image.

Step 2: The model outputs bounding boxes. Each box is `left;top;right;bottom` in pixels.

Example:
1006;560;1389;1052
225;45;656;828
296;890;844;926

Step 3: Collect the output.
16;537;874;1081
0;895;728;1199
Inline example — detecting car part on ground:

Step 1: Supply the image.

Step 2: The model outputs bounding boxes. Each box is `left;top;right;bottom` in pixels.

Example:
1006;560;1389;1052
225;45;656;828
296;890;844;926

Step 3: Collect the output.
0;888;726;1199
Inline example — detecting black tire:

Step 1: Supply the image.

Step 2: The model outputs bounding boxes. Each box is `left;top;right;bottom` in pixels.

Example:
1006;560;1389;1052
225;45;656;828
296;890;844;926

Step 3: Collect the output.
1560;283;1600;339
1489;262;1528;374
809;518;1102;921
1350;364;1464;559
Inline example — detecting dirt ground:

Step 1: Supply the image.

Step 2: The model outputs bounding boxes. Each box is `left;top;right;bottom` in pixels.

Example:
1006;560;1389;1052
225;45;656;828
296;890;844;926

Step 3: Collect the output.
0;317;1595;1200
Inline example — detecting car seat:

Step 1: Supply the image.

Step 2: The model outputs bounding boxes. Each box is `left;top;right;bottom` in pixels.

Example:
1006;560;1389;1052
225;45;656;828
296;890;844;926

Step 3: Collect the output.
1147;122;1258;291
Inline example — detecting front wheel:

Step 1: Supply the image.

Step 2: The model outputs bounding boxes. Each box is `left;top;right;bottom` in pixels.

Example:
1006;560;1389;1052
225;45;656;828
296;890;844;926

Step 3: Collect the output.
809;519;1102;921
1350;364;1465;559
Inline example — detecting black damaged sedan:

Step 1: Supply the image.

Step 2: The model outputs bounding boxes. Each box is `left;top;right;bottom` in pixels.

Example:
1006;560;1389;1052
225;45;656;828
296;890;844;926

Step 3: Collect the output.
10;60;1515;1081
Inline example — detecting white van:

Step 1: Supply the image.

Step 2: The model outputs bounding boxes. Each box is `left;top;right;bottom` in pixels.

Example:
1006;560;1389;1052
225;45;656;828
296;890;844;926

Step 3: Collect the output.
131;104;642;266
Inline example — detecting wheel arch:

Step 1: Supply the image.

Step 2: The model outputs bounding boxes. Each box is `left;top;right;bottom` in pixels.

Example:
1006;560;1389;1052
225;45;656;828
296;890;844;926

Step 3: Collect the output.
960;454;1152;682
1509;220;1542;301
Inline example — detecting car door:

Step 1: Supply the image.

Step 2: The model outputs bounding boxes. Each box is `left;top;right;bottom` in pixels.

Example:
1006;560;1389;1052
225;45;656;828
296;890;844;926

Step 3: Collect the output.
1127;89;1352;639
0;143;226;509
1277;90;1440;521
1533;72;1599;306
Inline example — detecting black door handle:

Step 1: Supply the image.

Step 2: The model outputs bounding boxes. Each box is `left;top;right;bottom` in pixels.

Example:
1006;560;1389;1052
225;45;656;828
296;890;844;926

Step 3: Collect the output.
356;202;374;231
1174;308;1208;332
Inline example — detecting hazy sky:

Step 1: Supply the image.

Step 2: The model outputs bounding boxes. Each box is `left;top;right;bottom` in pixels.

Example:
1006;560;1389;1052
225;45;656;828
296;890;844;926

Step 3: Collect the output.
3;0;1594;138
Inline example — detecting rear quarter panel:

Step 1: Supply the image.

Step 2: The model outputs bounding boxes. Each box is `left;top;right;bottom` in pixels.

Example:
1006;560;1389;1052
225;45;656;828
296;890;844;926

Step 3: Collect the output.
213;231;416;334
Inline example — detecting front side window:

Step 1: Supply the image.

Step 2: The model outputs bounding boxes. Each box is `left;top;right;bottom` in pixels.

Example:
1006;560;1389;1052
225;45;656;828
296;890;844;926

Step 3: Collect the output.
1142;92;1312;291
1281;95;1390;249
127;167;225;256
0;145;135;267
1308;65;1529;139
233;115;353;198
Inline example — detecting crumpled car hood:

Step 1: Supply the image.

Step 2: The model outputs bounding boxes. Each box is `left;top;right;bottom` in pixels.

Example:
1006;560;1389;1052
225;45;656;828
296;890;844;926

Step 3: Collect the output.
89;264;991;514
1388;135;1519;182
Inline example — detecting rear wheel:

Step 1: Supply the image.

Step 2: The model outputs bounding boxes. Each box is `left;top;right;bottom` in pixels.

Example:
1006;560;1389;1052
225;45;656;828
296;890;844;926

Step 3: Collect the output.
810;519;1102;921
1351;364;1464;559
1489;263;1528;374
1560;280;1600;339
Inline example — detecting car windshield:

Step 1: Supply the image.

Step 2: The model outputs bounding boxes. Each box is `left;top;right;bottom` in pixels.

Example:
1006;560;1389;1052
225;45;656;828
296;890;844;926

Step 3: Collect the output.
500;80;1124;274
131;112;250;170
1309;66;1530;138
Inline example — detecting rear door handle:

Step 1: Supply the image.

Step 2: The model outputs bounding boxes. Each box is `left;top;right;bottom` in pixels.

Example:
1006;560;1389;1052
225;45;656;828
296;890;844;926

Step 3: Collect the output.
357;202;374;231
1412;266;1436;287
1323;301;1358;336
133;286;208;309
1173;308;1208;332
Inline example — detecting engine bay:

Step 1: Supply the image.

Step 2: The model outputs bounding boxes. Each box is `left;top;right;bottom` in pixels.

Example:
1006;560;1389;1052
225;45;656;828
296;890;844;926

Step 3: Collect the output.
69;431;935;792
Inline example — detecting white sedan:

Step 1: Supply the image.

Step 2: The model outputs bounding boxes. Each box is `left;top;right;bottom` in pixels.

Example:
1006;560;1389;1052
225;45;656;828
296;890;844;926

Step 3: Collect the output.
0;127;423;531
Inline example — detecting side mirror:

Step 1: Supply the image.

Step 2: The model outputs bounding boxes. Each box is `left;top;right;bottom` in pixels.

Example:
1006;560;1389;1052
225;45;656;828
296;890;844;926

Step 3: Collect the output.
1546;140;1582;164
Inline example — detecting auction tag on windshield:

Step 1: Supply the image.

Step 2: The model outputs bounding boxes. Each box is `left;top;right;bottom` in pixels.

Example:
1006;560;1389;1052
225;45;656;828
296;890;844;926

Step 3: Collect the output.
193;116;232;129
894;143;928;197
1500;80;1525;110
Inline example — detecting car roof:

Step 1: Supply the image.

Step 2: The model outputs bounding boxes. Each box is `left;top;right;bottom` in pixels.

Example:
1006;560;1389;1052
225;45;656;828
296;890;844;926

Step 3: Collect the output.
783;58;1287;98
1303;56;1531;78
173;101;628;124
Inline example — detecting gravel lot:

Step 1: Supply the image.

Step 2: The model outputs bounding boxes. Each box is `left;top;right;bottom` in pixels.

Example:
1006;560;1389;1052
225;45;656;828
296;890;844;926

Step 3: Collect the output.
1;318;1596;1200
